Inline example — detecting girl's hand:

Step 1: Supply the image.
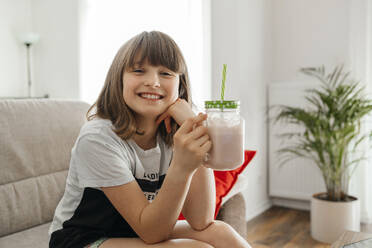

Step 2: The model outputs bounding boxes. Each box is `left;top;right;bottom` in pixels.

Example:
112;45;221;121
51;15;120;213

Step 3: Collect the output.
172;113;212;173
156;99;195;133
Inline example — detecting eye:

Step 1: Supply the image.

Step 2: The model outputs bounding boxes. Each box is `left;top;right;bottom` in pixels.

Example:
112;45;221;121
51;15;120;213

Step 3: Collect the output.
133;68;144;73
160;71;173;76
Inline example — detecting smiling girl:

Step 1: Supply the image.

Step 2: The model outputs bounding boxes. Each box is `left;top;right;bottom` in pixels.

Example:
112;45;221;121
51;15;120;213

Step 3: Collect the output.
48;31;251;248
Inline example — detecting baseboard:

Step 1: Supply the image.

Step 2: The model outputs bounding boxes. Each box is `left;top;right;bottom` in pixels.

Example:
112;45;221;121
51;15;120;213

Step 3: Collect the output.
272;197;310;211
245;200;272;222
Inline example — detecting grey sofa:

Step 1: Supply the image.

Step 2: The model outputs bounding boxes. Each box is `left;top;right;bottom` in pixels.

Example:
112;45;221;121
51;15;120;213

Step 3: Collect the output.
0;99;247;247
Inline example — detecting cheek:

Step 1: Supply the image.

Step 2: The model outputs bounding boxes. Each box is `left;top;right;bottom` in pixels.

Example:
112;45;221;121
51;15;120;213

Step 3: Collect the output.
169;78;180;100
122;80;133;103
122;83;127;99
122;74;136;101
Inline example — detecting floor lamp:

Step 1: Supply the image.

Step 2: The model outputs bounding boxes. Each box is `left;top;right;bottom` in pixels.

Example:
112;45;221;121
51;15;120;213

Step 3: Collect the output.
19;32;40;98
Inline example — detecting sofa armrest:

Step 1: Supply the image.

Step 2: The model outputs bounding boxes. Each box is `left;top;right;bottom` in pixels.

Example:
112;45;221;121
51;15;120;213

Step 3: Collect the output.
216;192;247;239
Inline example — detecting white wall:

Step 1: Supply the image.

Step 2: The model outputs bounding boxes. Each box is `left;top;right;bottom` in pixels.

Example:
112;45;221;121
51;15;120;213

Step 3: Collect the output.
32;0;80;99
0;0;32;97
270;0;372;224
349;0;372;224
79;0;211;107
0;0;80;99
269;0;352;210
271;0;351;83
211;0;272;220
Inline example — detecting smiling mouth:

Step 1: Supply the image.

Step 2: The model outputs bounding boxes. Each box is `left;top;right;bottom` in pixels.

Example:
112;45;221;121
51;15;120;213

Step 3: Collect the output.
138;93;164;100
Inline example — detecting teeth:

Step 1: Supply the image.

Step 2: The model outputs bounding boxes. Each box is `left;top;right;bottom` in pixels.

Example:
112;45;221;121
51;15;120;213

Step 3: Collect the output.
140;93;161;99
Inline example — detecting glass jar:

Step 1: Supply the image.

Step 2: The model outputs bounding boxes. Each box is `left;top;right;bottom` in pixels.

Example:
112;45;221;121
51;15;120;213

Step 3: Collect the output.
204;100;245;171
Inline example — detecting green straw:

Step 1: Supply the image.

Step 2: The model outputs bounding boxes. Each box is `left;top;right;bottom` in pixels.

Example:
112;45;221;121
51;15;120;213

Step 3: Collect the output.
221;64;227;101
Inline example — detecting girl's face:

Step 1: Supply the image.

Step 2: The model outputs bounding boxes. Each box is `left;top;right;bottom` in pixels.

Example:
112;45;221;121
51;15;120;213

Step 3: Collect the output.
123;61;180;119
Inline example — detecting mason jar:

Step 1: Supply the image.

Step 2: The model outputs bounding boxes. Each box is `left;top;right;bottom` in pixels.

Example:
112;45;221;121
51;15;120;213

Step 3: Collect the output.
204;100;245;171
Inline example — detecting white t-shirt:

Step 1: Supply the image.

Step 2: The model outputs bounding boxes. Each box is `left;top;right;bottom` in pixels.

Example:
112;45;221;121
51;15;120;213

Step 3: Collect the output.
48;118;173;248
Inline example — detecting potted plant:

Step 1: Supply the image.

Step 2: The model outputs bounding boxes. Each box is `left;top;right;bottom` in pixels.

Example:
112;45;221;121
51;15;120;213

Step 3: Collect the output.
274;65;372;243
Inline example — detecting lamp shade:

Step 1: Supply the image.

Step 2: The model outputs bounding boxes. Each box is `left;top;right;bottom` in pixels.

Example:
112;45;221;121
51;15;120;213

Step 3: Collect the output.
19;32;40;45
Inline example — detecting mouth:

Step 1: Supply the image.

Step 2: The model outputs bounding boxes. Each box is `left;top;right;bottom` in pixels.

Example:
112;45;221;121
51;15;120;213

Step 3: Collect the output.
138;92;164;100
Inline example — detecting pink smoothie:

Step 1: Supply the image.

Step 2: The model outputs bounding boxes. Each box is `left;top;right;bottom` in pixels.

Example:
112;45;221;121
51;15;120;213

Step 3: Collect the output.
206;119;244;170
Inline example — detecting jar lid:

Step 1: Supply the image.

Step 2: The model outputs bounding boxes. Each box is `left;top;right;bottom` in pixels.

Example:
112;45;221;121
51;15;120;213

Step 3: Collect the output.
205;100;240;109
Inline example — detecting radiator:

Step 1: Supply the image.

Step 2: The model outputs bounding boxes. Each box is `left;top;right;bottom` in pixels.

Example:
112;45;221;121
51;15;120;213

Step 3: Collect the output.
268;82;326;201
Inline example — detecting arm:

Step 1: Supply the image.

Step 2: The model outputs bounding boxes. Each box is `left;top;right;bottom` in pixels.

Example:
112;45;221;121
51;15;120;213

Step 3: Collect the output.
181;166;216;230
102;162;194;244
158;99;216;230
101;114;211;244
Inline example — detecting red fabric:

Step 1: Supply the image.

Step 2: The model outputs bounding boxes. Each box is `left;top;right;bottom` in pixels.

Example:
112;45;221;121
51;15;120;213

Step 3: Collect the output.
178;150;256;220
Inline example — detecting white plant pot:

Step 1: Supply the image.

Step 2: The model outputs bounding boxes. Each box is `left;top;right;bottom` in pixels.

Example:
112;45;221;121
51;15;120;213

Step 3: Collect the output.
311;193;360;244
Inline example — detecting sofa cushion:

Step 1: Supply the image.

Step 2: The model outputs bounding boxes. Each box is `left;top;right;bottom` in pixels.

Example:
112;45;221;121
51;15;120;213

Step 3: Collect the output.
213;150;256;218
221;173;248;206
0;100;90;237
0;222;50;248
216;193;247;238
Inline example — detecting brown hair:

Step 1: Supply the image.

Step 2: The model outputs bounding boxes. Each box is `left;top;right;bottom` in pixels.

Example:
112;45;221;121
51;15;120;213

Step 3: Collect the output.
86;31;192;146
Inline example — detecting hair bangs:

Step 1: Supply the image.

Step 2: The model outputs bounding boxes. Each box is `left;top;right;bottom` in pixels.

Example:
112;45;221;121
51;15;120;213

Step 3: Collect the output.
125;32;186;74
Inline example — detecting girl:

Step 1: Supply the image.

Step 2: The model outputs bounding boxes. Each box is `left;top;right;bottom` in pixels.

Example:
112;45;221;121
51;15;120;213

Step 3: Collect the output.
49;31;251;248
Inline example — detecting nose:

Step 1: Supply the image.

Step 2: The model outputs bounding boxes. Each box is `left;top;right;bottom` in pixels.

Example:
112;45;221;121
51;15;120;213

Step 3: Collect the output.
144;72;160;87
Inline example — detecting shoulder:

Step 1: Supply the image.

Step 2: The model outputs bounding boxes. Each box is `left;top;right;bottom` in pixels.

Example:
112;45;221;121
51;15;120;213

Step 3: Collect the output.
73;118;134;157
77;118;121;144
80;118;113;136
71;119;136;175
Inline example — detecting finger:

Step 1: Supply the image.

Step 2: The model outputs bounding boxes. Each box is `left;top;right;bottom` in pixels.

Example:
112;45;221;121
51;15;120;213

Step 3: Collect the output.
193;112;206;129
200;140;212;154
157;98;179;125
193;134;210;147
165;116;172;133
193;120;206;130
194;120;204;128
177;113;207;134
193;114;207;130
187;125;208;140
156;112;170;125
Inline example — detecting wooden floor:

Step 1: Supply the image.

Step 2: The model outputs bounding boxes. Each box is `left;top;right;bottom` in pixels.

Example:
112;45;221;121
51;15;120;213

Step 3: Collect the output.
246;206;372;248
